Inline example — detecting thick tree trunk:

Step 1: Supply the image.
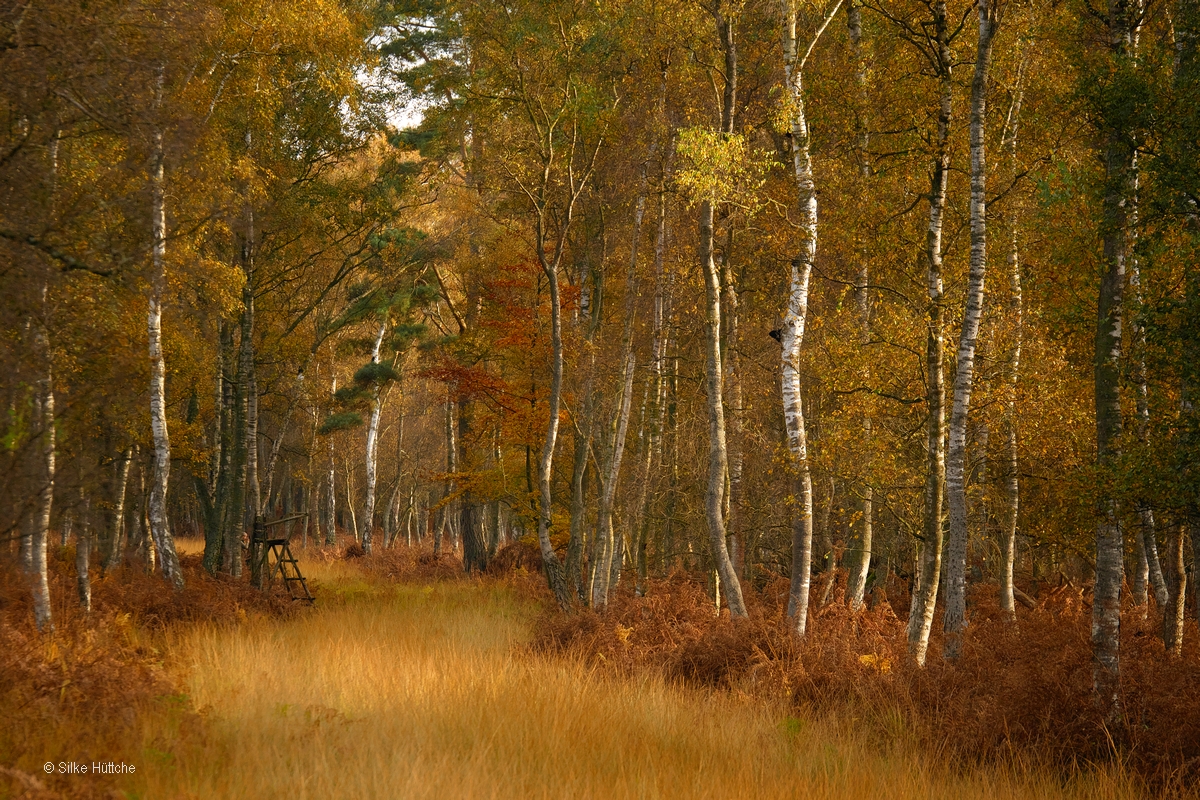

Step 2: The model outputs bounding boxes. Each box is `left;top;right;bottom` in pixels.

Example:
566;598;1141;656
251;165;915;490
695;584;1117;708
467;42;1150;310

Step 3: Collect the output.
147;70;183;591
907;5;952;666
943;0;998;659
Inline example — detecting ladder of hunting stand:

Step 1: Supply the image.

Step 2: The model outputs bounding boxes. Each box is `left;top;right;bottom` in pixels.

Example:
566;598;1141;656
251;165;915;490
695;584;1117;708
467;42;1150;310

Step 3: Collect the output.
251;515;314;603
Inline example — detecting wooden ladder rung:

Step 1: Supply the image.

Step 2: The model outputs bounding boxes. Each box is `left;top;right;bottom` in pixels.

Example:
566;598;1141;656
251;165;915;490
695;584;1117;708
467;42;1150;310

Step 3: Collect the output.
259;538;314;603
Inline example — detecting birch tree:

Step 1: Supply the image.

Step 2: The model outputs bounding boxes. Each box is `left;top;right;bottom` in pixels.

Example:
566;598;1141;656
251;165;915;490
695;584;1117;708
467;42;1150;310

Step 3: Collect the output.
779;0;844;636
146;64;185;591
943;0;1000;660
897;0;956;665
845;0;874;611
999;58;1026;618
1090;0;1142;717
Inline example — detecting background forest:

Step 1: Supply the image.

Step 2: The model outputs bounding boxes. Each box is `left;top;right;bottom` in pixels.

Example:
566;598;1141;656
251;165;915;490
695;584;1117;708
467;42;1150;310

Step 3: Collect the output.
3;0;1200;788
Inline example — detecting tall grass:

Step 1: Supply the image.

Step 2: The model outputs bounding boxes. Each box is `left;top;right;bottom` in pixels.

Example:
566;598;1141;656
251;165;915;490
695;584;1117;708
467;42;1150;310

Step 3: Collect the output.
113;575;1148;800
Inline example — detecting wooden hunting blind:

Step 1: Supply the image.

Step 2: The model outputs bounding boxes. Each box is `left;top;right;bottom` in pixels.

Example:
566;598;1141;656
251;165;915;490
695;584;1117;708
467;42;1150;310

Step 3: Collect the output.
249;514;314;603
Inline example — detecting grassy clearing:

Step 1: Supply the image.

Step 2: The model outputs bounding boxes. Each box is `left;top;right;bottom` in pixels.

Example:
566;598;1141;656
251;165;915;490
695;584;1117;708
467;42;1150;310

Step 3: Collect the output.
88;563;1149;800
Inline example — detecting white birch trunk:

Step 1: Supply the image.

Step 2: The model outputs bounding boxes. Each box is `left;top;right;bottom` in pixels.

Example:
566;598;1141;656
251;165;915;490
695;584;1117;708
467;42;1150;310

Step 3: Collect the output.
591;159;651;608
31;329;54;631
1128;161;1169;612
1092;0;1140;719
536;254;571;608
907;4;952;665
147;66;183;590
75;496;91;613
943;0;998;659
106;446;133;572
324;376;337;545
385;395;406;548
846;0;874;611
779;0;842;636
360;321;388;553
343;458;357;542
1000;65;1026;619
700;197;748;619
1167;525;1187;656
635;183;670;595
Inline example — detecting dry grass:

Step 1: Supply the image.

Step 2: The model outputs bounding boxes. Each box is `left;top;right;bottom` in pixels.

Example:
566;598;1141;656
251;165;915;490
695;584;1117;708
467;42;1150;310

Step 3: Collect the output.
121;568;1149;799
0;545;1178;799
537;570;1200;794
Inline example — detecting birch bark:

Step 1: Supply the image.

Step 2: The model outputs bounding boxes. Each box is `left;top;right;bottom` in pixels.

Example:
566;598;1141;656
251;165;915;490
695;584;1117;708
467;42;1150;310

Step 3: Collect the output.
75;497;91;613
1167;525;1187;656
698;2;748;619
700;195;747;618
634;182;671;595
906;3;953;665
591;156;651;608
845;0;874;612
147;66;183;590
943;0;999;659
717;9;746;583
239;177;260;531
324;377;337;546
567;223;600;600
1000;65;1025;618
106;447;133;572
780;0;843;635
1092;0;1139;718
537;248;571;607
436;393;454;557
360;321;388;554
384;391;405;548
31;327;54;631
1127;165;1169;614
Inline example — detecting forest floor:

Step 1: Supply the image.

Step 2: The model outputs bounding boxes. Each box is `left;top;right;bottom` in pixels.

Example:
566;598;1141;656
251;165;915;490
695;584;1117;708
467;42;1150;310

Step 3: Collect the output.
2;539;1182;799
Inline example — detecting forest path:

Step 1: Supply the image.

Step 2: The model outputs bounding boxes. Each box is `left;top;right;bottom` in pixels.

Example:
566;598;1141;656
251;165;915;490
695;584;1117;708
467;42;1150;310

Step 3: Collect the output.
126;569;1135;799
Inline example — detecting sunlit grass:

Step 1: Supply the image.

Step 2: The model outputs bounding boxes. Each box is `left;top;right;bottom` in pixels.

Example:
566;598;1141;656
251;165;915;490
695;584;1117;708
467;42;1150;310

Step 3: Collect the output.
104;567;1151;800
175;537;205;556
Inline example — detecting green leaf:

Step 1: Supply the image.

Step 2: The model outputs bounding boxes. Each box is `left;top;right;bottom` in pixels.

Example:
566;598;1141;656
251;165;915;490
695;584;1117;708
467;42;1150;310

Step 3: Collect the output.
318;412;364;435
